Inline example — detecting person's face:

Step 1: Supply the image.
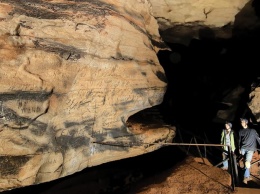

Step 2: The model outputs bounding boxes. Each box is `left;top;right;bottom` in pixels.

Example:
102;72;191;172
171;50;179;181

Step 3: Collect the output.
241;120;247;128
225;123;231;130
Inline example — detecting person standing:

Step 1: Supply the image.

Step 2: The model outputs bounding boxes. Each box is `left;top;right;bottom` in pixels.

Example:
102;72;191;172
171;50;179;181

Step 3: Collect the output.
220;122;236;170
239;118;260;184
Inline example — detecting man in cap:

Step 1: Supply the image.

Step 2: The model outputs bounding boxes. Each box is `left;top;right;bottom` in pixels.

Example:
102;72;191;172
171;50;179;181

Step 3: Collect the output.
238;118;260;184
220;122;236;171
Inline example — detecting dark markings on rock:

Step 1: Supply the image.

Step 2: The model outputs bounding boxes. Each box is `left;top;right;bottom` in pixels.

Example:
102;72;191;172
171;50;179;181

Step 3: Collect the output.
148;98;156;106
68;129;77;136
83;123;95;132
90;132;105;142
0;90;52;102
133;87;163;95
82;118;96;125
114;100;134;107
36;145;51;153
65;118;95;128
56;135;90;149
7;0;67;20
0;107;33;129
111;54;134;61
70;0;118;16
151;38;169;50
98;125;141;149
156;71;167;83
20;21;33;29
103;125;130;137
146;59;156;66
64;121;80;128
141;72;147;76
0;155;31;176
132;88;147;95
90;130;135;152
33;39;82;61
2;0;114;20
29;121;47;136
96;141;142;148
128;20;147;35
126;19;166;52
94;142;128;152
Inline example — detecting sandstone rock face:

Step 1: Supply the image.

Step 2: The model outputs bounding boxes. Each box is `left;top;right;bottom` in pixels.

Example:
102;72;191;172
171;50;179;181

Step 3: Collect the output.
0;0;174;191
150;0;251;44
150;0;250;30
249;87;260;122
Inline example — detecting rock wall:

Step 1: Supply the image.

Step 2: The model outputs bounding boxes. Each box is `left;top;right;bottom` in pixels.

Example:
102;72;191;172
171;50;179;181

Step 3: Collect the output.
249;86;260;122
150;0;250;30
0;0;173;191
150;0;251;44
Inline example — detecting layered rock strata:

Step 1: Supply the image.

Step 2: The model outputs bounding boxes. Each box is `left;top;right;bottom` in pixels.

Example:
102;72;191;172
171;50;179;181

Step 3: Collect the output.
0;0;172;191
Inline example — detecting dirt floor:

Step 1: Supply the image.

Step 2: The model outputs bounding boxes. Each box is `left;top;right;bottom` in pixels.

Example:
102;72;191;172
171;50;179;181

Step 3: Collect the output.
122;111;260;194
126;152;260;194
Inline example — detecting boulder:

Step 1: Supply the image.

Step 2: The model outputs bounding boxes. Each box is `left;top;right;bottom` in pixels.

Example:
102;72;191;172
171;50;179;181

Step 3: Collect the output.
0;0;172;191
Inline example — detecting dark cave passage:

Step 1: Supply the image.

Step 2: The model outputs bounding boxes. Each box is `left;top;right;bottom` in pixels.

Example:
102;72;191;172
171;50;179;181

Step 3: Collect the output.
155;12;260;136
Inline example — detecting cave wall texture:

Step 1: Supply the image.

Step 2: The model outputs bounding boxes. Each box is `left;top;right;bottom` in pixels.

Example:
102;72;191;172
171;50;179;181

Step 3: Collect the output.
0;0;259;192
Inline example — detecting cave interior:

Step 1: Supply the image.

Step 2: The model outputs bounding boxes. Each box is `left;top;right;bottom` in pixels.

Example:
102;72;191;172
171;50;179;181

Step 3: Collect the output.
2;1;260;194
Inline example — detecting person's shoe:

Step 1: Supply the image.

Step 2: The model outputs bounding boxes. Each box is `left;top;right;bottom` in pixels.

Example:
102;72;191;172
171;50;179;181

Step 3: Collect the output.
243;178;248;184
243;177;252;184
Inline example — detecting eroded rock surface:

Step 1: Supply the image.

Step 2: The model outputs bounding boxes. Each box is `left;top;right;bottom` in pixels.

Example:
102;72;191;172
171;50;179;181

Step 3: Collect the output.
150;0;249;30
249;87;260;122
150;0;251;44
0;0;173;191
